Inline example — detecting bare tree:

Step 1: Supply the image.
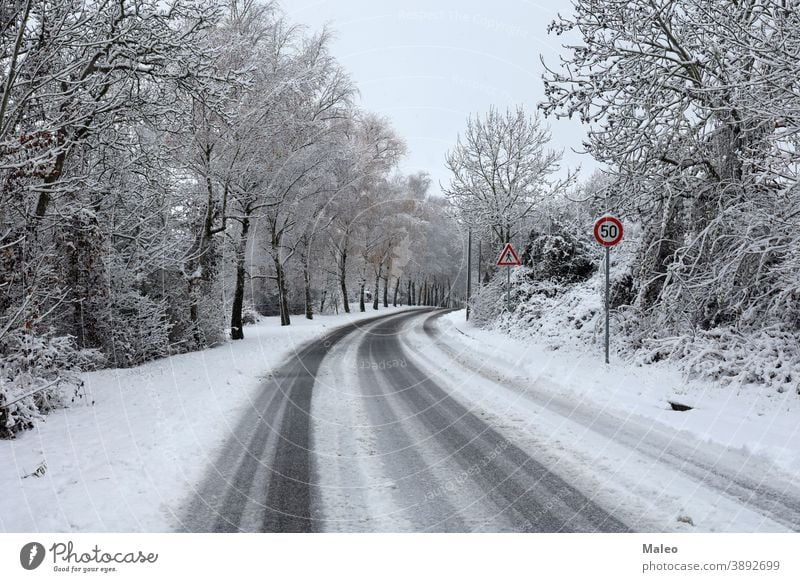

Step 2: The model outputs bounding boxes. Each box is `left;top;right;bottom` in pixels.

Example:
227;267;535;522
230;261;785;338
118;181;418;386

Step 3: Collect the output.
444;106;573;246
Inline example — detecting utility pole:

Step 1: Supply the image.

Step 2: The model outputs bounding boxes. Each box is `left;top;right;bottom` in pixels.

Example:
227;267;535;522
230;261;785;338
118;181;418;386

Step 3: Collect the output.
477;239;482;288
466;228;472;320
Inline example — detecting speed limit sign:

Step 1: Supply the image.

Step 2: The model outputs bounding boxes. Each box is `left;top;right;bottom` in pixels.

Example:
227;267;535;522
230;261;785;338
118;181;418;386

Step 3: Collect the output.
593;215;624;247
594;214;624;365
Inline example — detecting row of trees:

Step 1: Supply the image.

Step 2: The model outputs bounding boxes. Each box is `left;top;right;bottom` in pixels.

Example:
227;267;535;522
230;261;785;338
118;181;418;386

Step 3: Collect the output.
448;0;800;387
0;0;463;437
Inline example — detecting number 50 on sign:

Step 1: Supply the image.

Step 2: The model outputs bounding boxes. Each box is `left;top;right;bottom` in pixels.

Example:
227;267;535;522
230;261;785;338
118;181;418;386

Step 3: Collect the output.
593;215;624;247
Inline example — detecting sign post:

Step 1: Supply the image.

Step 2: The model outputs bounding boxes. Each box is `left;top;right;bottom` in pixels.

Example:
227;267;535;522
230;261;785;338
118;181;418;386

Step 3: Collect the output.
593;215;624;364
496;242;522;312
466;229;472;320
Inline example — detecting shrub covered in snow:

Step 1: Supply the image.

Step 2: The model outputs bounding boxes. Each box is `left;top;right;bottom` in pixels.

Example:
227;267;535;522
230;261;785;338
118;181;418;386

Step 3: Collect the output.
521;229;596;284
106;282;172;368
241;302;261;326
469;272;508;327
473;255;800;395
471;224;600;335
473;268;605;347
0;331;101;439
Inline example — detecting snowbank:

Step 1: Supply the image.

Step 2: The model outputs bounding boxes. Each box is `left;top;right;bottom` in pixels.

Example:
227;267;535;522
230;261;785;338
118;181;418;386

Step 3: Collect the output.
441;310;800;478
473;262;800;399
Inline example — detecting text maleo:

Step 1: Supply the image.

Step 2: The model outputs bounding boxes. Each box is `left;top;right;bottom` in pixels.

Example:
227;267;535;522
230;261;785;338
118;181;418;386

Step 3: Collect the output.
643;544;678;554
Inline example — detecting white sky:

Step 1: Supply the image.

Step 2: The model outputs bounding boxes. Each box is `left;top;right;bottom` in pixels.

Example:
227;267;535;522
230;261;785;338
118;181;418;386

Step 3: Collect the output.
286;0;592;196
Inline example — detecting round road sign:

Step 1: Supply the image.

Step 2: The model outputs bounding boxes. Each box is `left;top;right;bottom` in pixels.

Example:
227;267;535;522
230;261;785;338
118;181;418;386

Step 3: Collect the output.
593;215;624;247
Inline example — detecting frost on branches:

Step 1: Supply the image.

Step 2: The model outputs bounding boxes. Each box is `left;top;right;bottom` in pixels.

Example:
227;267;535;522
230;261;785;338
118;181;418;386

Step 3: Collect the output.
0;331;101;438
532;0;800;390
0;1;466;436
444;105;574;246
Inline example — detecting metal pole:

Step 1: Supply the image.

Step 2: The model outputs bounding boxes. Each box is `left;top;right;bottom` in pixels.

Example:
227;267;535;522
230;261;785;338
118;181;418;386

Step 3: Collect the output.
466;228;472;320
506;265;510;311
605;246;610;364
477;240;482;288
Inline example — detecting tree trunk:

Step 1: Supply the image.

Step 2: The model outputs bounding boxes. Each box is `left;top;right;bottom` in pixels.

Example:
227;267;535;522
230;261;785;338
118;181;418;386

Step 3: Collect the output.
339;247;350;313
189;299;199;342
230;218;250;340
359;281;366;312
273;251;291;326
373;265;381;310
279;262;290;326
393;277;400;307
319;289;327;314
302;246;313;320
383;275;389;307
33;127;69;221
186;170;221;347
304;272;313;320
406;279;411;305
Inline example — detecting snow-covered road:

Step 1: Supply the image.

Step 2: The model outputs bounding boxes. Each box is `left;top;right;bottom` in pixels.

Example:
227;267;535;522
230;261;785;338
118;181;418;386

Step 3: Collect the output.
182;309;799;532
402;312;800;533
311;309;627;532
185;309;627;532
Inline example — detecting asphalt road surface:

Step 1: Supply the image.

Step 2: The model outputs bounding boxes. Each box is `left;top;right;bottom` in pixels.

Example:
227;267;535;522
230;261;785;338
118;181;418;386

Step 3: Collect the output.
180;308;800;533
181;309;628;532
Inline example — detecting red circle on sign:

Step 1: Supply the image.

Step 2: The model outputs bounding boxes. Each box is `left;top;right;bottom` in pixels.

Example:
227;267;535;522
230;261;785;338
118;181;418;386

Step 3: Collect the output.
593;215;624;247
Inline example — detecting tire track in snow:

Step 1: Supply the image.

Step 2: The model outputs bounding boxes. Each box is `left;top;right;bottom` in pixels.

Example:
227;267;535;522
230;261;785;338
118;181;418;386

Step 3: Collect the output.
336;310;629;532
180;312;409;532
417;311;800;532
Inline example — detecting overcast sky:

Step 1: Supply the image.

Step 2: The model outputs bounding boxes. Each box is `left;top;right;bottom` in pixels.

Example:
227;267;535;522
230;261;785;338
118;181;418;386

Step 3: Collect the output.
286;0;591;196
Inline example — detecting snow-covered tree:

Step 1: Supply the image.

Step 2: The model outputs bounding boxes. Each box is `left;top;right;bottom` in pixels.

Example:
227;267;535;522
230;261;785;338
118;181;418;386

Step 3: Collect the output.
444;105;573;246
542;0;800;333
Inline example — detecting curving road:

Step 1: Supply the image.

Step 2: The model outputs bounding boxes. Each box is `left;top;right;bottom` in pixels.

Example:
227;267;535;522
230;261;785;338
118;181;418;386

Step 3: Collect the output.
181;309;627;532
180;308;800;533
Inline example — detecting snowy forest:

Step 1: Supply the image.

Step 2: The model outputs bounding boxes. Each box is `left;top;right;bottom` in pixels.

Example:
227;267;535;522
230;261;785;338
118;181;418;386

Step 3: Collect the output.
449;1;800;396
0;0;463;437
4;0;800;439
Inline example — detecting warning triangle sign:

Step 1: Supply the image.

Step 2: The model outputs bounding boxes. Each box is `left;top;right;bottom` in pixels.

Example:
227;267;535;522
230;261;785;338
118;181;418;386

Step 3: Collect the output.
496;243;521;267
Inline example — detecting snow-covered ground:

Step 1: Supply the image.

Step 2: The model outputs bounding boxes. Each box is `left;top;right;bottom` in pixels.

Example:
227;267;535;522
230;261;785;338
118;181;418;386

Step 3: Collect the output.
436;310;800;476
3;303;797;533
0;306;414;533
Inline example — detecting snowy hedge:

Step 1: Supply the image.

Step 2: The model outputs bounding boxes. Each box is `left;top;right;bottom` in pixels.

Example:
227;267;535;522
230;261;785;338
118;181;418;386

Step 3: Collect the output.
521;229;596;284
0;331;101;439
472;259;800;396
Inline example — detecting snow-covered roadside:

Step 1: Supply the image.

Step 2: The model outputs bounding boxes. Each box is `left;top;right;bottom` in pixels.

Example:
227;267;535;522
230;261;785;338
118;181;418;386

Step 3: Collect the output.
399;310;800;531
437;310;800;477
0;306;414;533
